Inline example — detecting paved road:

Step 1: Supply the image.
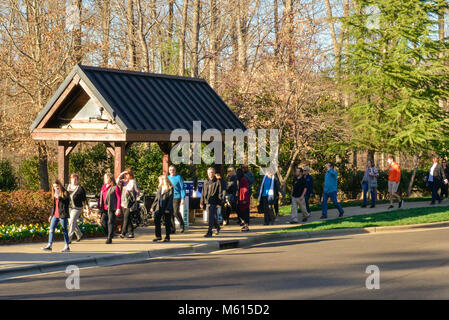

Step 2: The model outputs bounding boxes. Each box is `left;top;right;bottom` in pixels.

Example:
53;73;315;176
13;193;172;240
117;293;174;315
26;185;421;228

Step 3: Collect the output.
1;227;449;300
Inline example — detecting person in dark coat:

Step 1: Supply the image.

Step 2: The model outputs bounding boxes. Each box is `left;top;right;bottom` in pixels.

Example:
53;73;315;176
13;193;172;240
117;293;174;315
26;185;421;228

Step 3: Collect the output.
442;159;449;199
98;173;122;244
151;175;174;242
201;167;223;237
236;168;251;232
42;180;71;252
425;156;448;205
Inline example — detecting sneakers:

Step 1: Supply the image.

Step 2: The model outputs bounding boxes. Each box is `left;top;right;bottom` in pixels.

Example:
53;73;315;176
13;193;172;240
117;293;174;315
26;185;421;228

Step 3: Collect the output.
215;226;221;235
398;200;404;208
388;205;394;209
163;237;170;242
41;245;52;251
119;234;125;239
320;215;327;219
127;234;134;239
290;220;299;224
105;238;112;244
361;204;367;208
61;246;70;253
370;205;375;208
204;232;212;238
338;212;344;218
153;237;162;242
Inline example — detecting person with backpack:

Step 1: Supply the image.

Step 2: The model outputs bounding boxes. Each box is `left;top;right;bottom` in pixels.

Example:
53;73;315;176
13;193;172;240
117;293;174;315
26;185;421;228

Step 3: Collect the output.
117;169;140;239
41;180;71;252
151;175;174;242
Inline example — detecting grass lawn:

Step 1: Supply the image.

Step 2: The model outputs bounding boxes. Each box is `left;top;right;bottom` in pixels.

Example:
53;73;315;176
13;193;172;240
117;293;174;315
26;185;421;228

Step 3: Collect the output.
278;196;432;216
274;205;449;233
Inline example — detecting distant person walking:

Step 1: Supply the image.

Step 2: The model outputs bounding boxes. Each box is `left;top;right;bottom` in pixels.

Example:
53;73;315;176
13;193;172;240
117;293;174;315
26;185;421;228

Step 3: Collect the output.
320;163;344;219
425;156;447;205
98;173;122;244
224;167;238;225
257;169;281;225
151;175;174;242
441;159;449;199
168;165;186;233
236;168;250;232
42;180;71;252
303;166;314;215
387;156;403;209
361;160;379;208
201;167;223;237
67;173;90;243
242;164;255;196
290;168;310;223
117;169;140;239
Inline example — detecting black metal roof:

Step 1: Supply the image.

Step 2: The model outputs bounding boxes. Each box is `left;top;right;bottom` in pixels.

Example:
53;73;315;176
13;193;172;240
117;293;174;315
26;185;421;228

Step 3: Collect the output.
30;64;246;133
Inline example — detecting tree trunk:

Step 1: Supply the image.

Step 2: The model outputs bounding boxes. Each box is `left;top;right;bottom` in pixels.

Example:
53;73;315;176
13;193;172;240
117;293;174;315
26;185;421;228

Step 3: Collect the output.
407;153;422;197
99;0;111;66
127;0;137;69
273;0;279;58
236;0;247;70
136;0;149;72
191;0;201;77
209;0;218;88
73;0;83;64
179;0;189;76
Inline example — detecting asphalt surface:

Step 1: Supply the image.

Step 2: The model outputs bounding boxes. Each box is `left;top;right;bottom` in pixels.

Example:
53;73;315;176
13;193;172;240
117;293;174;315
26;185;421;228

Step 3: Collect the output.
2;227;449;300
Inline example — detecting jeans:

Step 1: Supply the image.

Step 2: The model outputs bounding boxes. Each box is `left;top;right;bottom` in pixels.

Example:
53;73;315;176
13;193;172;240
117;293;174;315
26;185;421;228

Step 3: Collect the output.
362;182;377;207
206;204;219;233
322;191;344;217
154;210;171;238
121;208;134;236
48;216;70;246
431;179;442;203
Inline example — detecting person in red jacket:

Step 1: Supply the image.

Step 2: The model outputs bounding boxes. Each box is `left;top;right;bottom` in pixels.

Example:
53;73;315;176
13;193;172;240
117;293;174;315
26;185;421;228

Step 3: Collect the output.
237;168;250;232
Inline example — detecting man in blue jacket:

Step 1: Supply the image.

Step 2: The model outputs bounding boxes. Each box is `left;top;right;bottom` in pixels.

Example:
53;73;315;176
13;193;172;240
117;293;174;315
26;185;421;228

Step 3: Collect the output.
168;165;186;233
321;162;344;219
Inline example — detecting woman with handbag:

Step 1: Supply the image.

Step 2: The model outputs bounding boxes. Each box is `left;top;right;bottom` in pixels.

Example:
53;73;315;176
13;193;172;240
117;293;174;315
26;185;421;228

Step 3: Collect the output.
116;169;140;239
98;173;121;244
41;180;71;252
150;175;174;242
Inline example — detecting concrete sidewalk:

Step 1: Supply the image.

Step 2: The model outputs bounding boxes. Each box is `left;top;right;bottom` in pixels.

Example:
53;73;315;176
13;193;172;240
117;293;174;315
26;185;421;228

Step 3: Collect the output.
1;199;448;280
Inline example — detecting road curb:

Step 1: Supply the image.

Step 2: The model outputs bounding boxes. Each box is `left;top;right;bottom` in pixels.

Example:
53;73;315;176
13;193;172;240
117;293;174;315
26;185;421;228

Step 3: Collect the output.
2;220;449;281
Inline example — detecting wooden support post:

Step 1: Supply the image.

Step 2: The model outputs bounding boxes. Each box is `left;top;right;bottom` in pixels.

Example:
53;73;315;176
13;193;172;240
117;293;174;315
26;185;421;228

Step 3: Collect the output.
114;142;126;179
58;141;69;186
158;142;172;176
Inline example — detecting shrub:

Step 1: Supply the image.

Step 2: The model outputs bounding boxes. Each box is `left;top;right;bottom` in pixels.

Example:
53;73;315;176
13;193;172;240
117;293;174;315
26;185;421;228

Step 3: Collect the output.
0;190;53;225
0;160;17;192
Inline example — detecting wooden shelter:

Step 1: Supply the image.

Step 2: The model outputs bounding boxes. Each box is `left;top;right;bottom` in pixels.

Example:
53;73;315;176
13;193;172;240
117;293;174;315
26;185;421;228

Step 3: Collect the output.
30;64;246;185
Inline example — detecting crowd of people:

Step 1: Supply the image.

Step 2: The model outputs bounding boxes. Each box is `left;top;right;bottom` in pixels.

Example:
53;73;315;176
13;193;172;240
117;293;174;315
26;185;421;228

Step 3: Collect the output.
41;155;449;252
